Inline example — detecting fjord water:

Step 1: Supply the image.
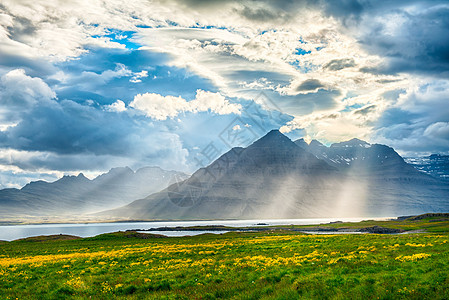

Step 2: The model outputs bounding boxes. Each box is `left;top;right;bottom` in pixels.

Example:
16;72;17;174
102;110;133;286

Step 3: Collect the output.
0;217;391;241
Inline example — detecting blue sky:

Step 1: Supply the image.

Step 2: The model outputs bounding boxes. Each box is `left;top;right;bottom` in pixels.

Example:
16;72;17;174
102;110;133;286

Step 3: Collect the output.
0;0;448;188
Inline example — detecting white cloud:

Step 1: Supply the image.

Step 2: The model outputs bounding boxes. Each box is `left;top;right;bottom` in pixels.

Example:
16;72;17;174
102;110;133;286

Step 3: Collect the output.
0;69;55;106
424;122;449;139
0;1;405;120
232;125;241;131
371;78;449;155
0;69;56;126
130;89;241;120
81;63;132;84
189;90;241;115
130;93;189;120
0;129;191;188
0;0;445;160
128;7;408;145
280;107;379;144
130;70;149;83
105;100;127;112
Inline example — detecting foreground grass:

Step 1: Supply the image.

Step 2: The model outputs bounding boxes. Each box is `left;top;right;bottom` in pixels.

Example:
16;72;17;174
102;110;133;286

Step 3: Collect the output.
0;221;449;299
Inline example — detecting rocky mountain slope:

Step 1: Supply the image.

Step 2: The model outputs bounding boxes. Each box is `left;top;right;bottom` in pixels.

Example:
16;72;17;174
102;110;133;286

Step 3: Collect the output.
294;138;416;175
104;131;449;220
405;154;449;181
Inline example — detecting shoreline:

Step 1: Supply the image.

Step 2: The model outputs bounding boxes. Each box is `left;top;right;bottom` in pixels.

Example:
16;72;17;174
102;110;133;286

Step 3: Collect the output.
0;216;395;226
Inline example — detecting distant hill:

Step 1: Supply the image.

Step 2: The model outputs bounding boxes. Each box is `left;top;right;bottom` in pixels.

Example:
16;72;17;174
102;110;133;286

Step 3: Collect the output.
0;167;189;218
103;131;449;220
405;154;449;181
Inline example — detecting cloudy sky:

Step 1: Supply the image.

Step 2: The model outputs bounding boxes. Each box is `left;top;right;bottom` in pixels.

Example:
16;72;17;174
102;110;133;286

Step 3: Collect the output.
0;0;448;188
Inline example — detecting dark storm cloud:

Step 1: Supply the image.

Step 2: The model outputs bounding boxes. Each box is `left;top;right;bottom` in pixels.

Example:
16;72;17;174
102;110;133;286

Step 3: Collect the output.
0;53;58;78
318;0;365;22
163;0;449;76
163;0;308;23
365;7;449;77
237;6;282;21
0;66;189;173
0;100;138;155
0;98;189;171
276;89;340;116
318;0;449;77
376;108;418;128
353;104;376;116
373;82;449;155
1;0;448;188
234;3;299;23
6;15;37;42
0;151;113;173
296;79;324;92
323;58;356;71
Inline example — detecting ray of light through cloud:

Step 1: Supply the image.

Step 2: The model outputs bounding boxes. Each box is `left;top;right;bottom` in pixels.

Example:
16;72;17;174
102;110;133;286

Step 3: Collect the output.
0;0;448;187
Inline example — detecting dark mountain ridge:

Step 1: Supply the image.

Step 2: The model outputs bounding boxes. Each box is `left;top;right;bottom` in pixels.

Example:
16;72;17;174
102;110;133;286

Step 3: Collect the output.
104;131;449;220
405;154;449;181
294;137;431;181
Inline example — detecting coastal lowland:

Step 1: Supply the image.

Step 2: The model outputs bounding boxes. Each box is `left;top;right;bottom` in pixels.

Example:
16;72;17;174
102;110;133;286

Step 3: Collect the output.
1;214;448;299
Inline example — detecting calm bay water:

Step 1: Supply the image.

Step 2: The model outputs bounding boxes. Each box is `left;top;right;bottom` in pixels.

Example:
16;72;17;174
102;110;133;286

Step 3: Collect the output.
0;217;391;241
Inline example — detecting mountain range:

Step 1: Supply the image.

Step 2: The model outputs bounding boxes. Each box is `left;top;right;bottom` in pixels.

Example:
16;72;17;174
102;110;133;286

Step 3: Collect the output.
405;154;449;181
0;167;188;218
1;130;448;221
103;130;449;220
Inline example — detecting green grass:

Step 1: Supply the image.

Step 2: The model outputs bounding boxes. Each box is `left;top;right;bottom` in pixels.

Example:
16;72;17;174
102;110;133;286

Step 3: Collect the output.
1;218;449;299
280;214;449;233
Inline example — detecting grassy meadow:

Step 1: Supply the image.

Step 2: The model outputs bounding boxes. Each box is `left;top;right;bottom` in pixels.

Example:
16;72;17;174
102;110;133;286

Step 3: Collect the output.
0;216;449;299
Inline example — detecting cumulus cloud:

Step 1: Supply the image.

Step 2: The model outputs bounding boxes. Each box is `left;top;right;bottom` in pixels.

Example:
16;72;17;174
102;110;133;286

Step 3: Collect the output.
130;89;241;120
372;79;449;155
424;122;449;140
0;0;406;125
0;68;55;107
105;100;127;112
131;93;188;120
130;70;148;83
0;69;191;187
0;0;448;187
0;68;56;126
0;102;191;177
